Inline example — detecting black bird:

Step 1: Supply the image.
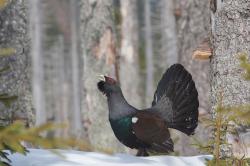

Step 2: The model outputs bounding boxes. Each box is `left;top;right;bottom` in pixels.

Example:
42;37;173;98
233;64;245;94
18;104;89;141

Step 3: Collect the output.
97;64;199;156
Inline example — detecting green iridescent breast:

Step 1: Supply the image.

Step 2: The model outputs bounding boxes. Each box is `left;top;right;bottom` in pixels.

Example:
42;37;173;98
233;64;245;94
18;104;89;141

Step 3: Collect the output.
109;116;138;148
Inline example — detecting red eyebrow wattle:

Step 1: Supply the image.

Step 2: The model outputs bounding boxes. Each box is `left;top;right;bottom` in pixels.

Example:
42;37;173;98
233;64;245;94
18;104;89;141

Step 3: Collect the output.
104;76;116;84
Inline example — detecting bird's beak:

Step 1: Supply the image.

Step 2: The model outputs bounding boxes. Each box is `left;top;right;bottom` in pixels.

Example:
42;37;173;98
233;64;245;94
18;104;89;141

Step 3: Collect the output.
98;75;106;81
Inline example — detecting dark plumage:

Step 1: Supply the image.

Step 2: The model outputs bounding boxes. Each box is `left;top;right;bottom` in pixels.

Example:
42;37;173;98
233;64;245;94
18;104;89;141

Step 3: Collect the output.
97;64;199;156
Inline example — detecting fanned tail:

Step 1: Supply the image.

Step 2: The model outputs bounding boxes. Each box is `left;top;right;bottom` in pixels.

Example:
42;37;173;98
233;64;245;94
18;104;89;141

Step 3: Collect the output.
152;64;199;135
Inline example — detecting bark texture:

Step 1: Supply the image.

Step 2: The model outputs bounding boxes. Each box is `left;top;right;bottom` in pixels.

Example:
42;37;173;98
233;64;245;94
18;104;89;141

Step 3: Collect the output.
210;0;250;157
0;0;33;126
80;0;129;152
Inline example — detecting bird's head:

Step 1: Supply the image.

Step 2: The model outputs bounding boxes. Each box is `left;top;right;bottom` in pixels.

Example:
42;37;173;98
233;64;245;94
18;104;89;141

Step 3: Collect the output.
97;75;121;96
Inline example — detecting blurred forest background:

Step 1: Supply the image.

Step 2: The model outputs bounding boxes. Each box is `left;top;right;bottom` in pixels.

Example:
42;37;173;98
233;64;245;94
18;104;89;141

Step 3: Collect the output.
0;0;249;158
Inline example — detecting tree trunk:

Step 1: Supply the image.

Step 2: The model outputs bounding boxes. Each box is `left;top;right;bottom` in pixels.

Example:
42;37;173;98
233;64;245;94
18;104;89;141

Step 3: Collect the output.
119;0;142;109
160;0;178;67
144;0;154;106
29;0;45;126
69;0;82;139
210;0;250;158
80;0;129;152
0;0;33;126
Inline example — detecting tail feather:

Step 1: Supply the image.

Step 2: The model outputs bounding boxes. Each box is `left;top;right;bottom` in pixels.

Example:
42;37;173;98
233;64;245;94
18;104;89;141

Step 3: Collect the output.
177;90;197;111
152;64;199;135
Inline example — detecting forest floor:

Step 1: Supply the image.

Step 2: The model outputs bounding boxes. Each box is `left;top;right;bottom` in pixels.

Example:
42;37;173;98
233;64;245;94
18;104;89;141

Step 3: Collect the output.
7;149;212;166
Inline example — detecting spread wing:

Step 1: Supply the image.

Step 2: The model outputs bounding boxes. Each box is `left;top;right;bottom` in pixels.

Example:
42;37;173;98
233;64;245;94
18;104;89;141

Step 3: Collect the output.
132;111;174;153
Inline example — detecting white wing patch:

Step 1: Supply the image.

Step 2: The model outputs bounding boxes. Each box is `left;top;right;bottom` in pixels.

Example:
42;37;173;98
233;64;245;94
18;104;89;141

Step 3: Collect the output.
132;117;138;123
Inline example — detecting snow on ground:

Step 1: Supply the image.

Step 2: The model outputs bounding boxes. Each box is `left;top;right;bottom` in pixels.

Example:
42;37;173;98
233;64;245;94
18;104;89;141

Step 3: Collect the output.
7;149;212;166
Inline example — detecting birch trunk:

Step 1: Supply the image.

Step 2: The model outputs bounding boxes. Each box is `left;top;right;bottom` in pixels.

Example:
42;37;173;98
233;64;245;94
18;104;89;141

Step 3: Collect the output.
80;0;129;152
0;0;33;126
210;0;250;158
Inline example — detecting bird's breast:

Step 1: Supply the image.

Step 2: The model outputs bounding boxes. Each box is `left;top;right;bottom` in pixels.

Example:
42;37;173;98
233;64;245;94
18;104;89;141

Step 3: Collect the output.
109;117;140;149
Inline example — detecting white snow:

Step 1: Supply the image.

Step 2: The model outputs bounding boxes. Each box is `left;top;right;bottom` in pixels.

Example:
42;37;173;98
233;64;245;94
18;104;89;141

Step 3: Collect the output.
7;149;212;166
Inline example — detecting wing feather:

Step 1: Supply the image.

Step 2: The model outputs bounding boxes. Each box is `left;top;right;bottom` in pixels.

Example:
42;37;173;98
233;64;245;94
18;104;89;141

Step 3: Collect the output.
132;111;174;153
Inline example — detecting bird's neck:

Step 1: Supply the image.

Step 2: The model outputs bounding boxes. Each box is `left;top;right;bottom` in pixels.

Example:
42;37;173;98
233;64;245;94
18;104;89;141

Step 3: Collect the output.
107;92;136;120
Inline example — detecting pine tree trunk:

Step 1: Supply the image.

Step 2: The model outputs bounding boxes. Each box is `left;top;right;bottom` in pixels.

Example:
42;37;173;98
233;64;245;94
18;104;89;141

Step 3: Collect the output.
80;0;129;152
210;0;250;158
29;0;45;126
160;0;178;67
144;0;154;106
69;0;82;139
119;0;142;109
0;0;33;126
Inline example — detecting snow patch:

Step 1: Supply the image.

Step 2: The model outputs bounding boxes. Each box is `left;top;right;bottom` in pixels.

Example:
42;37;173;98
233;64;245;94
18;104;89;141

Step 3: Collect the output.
7;149;212;166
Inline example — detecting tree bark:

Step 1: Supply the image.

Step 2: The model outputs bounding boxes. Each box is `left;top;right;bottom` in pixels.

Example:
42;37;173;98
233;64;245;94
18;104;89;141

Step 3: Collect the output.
0;0;33;126
80;0;129;152
210;0;250;158
144;0;154;106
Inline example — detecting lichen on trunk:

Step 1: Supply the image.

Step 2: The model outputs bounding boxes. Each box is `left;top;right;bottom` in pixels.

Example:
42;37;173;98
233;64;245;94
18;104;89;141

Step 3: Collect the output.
0;0;34;126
